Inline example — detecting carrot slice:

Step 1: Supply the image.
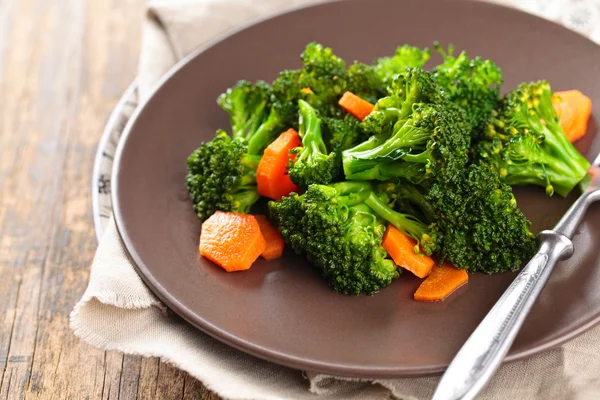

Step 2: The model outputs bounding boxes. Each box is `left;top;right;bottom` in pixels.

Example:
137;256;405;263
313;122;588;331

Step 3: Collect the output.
254;215;285;260
382;224;434;278
552;90;592;143
414;262;468;301
199;211;266;272
256;128;301;200
338;91;374;121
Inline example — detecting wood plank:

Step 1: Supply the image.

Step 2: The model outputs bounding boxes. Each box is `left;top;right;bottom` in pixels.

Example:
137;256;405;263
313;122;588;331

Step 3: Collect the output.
118;355;142;399
136;357;160;399
155;363;186;400
0;0;77;397
0;0;218;397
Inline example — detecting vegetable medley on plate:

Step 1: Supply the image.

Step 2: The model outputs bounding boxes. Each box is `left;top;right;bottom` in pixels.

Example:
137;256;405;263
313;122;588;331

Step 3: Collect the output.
186;42;593;301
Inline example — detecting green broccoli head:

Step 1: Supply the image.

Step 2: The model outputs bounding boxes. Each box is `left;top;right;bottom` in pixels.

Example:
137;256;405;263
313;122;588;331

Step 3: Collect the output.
218;79;293;155
346;62;386;104
342;101;470;184
477;81;590;196
288;100;335;190
186;131;261;221
217;80;270;141
297;42;348;116
269;182;399;295
425;164;536;273
432;43;502;134
374;45;431;83
359;67;443;139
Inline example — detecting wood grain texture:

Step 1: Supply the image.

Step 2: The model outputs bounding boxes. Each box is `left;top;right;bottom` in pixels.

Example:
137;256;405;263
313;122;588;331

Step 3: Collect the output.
0;0;216;398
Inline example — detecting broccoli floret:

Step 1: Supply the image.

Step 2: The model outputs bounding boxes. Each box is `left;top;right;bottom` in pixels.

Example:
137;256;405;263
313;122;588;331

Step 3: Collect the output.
296;42;349;117
288;100;335;190
346;62;386;104
269;181;400;295
217;80;269;141
432;43;502;134
425;164;536;273
187;79;292;221
359;67;443;141
476;81;590;196
378;168;536;274
342;101;470;183
186;131;261;221
218;79;296;155
270;69;303;130
374;45;431;83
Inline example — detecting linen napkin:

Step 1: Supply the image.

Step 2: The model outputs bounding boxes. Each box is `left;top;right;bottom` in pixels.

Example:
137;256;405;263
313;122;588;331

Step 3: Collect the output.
72;0;600;399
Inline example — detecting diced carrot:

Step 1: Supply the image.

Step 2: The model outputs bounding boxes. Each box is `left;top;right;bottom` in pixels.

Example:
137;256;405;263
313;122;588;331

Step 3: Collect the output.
413;262;468;301
199;211;266;272
301;87;314;94
382;224;434;278
552;90;592;143
254;215;285;260
338;91;374;121
256;129;301;200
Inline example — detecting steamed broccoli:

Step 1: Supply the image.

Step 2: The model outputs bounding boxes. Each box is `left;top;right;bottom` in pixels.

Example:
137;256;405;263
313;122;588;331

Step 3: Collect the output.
288;100;336;189
322;115;369;180
374;45;431;83
359;67;444;141
346;61;386;104
476;81;590;196
187;80;294;221
341;68;535;273
269;181;407;295
432;43;502;134
186;131;261;221
342;99;470;183
271;43;387;120
218;80;293;154
389;165;536;273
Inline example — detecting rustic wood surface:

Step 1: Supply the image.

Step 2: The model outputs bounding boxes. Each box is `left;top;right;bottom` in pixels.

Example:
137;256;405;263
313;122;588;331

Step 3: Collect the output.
0;0;217;398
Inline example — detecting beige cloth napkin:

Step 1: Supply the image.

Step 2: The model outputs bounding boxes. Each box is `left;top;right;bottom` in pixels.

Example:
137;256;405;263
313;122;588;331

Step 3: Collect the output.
71;0;600;398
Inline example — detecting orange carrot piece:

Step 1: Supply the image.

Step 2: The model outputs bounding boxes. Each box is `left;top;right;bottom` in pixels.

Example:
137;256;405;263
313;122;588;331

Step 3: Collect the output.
199;211;266;272
382;224;434;278
338;91;374;121
256;128;301;200
413;262;468;301
254;215;285;260
301;87;314;94
552;90;592;143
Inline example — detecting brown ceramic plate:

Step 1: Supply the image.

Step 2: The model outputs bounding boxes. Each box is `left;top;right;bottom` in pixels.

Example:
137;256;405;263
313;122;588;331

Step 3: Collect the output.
113;0;600;378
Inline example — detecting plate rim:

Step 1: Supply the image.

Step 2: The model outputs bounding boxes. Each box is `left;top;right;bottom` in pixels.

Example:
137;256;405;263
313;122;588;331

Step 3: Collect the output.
111;0;600;378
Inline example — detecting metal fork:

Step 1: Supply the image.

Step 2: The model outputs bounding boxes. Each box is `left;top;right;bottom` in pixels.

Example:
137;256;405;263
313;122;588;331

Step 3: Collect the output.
432;153;600;400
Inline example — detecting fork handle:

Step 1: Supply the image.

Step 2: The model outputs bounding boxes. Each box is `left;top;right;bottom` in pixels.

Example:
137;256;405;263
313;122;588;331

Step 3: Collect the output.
554;190;600;239
431;230;574;400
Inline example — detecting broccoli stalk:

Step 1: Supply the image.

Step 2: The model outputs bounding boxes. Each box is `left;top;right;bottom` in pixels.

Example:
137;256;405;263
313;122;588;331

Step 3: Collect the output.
288;100;335;190
343;101;470;184
363;191;435;254
476;81;590;196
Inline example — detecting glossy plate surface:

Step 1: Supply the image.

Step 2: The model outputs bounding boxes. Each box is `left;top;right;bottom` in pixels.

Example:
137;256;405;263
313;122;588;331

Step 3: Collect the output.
113;0;600;377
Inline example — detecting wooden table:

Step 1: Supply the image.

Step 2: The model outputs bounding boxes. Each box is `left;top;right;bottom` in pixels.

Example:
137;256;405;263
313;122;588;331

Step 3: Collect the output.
0;0;215;398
